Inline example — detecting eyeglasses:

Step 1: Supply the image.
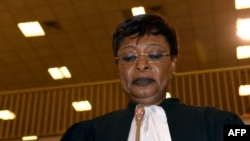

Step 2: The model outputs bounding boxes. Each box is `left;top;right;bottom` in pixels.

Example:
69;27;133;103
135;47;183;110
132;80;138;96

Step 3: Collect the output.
115;51;170;64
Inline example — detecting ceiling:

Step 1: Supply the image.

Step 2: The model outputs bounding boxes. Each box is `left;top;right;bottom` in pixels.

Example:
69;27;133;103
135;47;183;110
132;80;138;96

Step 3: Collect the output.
0;0;249;92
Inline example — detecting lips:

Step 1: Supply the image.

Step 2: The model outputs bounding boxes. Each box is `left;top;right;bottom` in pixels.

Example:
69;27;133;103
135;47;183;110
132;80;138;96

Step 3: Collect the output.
132;78;155;86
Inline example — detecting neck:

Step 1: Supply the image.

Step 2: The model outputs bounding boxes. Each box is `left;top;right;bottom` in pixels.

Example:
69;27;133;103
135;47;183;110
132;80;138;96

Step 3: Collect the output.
131;98;165;106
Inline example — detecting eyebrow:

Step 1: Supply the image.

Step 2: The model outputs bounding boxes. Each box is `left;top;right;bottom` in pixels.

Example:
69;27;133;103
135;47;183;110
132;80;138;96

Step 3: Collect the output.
145;43;165;48
119;43;166;52
118;45;136;52
125;43;164;48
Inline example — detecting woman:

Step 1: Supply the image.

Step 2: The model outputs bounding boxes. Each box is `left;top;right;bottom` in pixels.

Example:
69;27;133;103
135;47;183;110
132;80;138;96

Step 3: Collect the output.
60;14;244;141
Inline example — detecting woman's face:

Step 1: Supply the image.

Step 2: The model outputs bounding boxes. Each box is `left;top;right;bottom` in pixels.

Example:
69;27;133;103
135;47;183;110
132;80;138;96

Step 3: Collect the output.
117;34;176;105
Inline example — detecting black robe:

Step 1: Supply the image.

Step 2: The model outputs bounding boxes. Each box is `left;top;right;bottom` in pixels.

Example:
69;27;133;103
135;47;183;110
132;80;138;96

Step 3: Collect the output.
60;98;244;141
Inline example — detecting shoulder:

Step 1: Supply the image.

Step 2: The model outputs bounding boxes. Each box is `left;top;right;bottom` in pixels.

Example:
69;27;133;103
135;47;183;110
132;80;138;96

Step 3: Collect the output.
163;98;244;124
60;120;93;141
163;98;244;140
184;104;243;124
60;108;132;141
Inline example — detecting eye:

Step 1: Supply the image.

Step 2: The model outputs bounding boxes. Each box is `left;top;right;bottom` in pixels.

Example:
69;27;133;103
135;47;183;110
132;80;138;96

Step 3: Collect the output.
147;52;165;60
121;54;137;62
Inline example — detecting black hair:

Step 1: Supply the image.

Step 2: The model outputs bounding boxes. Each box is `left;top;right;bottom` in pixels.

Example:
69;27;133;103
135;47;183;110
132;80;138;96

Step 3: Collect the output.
112;14;179;58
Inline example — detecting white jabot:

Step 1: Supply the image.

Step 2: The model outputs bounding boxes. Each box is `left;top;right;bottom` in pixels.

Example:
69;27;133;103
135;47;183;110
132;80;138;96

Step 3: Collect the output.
127;105;172;141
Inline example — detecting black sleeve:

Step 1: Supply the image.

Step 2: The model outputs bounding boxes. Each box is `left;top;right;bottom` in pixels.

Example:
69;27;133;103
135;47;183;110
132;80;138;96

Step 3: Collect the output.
60;120;93;141
206;108;245;141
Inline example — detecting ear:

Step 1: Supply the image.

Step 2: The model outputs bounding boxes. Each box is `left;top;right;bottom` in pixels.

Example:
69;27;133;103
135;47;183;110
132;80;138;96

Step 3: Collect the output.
171;57;177;72
114;63;121;79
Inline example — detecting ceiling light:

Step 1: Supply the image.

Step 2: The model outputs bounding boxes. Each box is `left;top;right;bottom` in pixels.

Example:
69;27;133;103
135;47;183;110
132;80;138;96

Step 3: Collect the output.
235;0;250;9
236;45;250;59
22;136;38;141
0;110;16;120
72;100;92;112
17;21;45;37
239;85;250;96
48;66;71;80
60;66;71;78
131;6;146;16
236;18;250;40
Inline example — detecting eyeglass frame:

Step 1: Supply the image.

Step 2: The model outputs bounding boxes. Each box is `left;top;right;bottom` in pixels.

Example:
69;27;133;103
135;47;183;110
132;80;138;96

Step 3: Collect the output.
115;52;171;64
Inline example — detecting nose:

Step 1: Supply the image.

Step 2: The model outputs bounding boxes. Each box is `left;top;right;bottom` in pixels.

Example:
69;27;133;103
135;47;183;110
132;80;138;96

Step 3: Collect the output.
135;55;150;71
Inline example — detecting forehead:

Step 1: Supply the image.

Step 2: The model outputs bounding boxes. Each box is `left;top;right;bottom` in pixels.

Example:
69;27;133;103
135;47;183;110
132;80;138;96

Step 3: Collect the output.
119;34;169;51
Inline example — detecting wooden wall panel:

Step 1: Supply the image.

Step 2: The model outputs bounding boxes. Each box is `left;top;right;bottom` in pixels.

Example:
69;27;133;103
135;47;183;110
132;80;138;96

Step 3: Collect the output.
0;66;250;140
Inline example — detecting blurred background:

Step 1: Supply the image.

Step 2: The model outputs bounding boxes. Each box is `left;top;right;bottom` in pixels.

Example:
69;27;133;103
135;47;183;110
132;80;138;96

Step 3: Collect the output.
0;0;250;140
